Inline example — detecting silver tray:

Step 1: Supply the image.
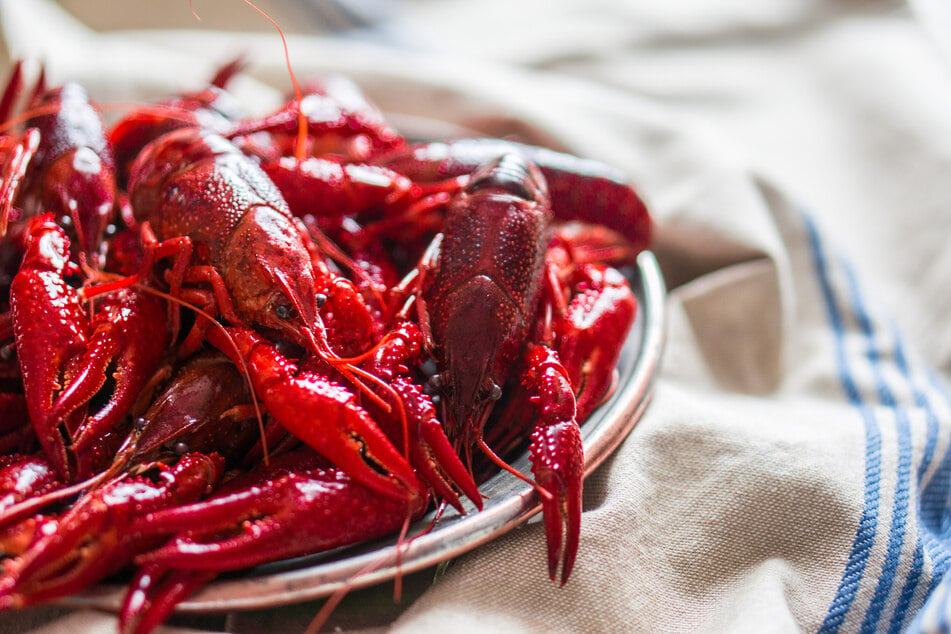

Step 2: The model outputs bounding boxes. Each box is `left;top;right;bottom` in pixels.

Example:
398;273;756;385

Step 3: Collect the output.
61;249;666;613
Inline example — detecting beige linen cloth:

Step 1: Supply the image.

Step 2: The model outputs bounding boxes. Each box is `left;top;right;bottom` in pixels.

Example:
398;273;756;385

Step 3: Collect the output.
2;0;951;632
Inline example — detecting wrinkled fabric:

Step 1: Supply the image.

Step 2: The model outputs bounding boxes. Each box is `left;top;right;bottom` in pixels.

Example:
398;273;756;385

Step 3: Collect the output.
1;0;950;632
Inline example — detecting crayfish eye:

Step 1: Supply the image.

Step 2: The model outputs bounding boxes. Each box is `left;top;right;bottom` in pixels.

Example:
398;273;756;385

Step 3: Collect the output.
274;303;297;321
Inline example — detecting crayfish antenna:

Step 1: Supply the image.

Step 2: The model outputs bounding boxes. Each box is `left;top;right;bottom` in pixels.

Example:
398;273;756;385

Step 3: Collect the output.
476;438;554;503
236;0;307;161
304;514;412;634
300;325;395;415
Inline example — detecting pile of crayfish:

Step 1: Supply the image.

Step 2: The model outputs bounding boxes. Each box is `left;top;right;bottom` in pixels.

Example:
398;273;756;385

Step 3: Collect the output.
0;58;651;632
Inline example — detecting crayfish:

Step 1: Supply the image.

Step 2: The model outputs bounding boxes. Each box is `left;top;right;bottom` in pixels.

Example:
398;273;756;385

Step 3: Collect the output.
0;59;651;633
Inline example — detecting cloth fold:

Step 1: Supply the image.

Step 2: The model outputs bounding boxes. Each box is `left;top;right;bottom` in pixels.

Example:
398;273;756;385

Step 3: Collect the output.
1;0;951;632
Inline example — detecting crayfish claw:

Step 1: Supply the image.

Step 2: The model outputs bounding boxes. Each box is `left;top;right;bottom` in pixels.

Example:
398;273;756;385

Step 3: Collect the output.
206;326;424;503
414;407;483;512
369;377;481;513
0;453;223;608
533;423;583;585
119;565;216;634
523;344;584;585
133;448;428;574
359;321;481;512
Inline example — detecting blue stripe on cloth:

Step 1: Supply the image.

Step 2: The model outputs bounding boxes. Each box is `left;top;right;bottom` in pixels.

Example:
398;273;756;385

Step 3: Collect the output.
908;557;951;633
805;214;883;634
838;256;914;634
806;211;951;632
899;350;951;634
896;545;928;634
889;324;944;633
895;328;943;482
920;371;951;583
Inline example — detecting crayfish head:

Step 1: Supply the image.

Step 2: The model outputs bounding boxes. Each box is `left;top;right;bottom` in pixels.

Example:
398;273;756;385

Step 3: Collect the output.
221;207;324;351
436;275;521;448
42;148;116;264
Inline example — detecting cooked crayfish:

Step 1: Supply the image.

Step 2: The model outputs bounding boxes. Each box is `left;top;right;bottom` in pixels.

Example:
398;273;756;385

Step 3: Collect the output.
0;59;651;633
0;61;118;265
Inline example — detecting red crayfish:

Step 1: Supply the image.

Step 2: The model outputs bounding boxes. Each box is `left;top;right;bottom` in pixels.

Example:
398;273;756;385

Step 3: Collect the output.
0;58;651;633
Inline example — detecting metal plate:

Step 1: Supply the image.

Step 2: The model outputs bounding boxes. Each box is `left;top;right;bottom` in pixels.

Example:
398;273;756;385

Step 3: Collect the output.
61;250;666;613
